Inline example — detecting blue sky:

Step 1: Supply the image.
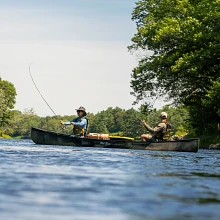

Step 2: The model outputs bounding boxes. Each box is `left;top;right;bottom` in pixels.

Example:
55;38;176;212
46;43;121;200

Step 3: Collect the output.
0;0;136;41
0;0;152;116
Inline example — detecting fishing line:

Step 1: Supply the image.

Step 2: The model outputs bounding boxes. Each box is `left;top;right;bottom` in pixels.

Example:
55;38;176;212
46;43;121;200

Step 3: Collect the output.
29;63;57;116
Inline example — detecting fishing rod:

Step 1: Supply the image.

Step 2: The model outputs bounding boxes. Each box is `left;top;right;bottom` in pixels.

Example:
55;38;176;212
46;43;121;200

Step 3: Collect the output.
29;63;57;116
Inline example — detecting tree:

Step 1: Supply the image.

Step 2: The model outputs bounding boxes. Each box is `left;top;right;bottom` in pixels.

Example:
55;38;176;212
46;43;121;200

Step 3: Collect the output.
129;0;220;134
7;109;41;137
121;108;144;137
0;78;17;126
0;89;7;124
89;111;109;133
0;78;16;109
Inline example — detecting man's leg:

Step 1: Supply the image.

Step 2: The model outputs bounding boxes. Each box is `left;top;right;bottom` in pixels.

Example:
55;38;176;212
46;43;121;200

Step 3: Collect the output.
141;134;152;142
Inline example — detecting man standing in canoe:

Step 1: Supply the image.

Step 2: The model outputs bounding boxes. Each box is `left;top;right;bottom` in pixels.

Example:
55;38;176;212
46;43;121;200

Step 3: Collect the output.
141;112;170;142
60;106;88;137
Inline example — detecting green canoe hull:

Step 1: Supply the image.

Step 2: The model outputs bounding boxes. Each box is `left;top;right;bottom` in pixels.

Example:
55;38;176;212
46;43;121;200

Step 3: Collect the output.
31;127;199;152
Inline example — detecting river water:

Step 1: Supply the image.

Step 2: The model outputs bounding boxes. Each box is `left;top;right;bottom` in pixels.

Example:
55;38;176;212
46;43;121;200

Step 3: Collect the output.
0;139;219;220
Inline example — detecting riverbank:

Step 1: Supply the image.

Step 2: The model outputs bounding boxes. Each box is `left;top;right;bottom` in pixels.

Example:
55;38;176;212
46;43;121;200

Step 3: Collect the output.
199;135;220;149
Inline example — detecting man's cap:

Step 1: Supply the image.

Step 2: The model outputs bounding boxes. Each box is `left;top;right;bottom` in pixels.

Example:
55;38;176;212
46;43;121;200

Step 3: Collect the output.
160;112;168;119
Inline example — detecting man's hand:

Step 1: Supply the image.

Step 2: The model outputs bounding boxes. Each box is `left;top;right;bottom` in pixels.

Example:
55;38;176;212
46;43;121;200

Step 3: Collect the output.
60;120;65;126
142;120;147;126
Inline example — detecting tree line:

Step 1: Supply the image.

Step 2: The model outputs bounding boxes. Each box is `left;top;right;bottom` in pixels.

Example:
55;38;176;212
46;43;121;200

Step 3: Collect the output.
1;105;189;139
0;76;189;139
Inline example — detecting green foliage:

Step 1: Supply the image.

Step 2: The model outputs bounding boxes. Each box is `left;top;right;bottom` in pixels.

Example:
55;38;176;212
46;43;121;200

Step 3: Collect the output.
199;134;220;148
6;109;41;137
0;78;17;128
129;0;220;135
0;133;11;139
175;126;188;137
0;78;16;109
1;106;190;139
0;89;6;121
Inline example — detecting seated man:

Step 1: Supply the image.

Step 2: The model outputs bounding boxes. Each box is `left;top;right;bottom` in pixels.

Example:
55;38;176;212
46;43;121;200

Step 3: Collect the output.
141;112;169;142
60;106;88;137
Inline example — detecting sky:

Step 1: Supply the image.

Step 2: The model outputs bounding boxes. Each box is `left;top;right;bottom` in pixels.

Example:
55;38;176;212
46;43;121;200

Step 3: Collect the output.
0;0;143;116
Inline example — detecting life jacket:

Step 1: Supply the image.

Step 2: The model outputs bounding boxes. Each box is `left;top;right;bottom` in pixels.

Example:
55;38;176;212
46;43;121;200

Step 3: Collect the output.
163;122;172;141
73;126;85;136
85;118;89;137
73;118;88;137
155;121;172;141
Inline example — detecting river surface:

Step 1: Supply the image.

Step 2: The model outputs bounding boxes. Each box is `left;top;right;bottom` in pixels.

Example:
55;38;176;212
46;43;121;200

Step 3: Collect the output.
0;139;219;220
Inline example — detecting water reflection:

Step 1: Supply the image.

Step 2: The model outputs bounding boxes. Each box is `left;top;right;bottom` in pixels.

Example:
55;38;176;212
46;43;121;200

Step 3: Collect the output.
158;193;220;204
190;172;220;178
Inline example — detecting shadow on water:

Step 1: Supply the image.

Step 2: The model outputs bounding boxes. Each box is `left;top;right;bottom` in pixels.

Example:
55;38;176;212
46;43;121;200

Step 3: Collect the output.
190;172;220;178
138;153;173;158
153;172;220;178
158;193;220;204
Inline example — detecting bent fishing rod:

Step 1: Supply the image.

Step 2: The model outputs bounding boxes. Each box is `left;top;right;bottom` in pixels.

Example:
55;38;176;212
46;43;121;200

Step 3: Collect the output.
29;63;57;116
29;64;67;130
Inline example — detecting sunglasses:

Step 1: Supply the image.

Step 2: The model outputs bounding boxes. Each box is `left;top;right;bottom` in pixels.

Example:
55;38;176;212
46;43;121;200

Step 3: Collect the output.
77;110;83;113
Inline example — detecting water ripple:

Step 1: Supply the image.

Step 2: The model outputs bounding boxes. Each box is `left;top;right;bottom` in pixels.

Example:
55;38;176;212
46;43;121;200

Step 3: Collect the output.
0;139;219;220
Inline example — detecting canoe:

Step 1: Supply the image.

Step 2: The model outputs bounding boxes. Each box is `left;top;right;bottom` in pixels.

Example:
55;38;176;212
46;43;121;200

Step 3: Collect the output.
31;127;199;152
